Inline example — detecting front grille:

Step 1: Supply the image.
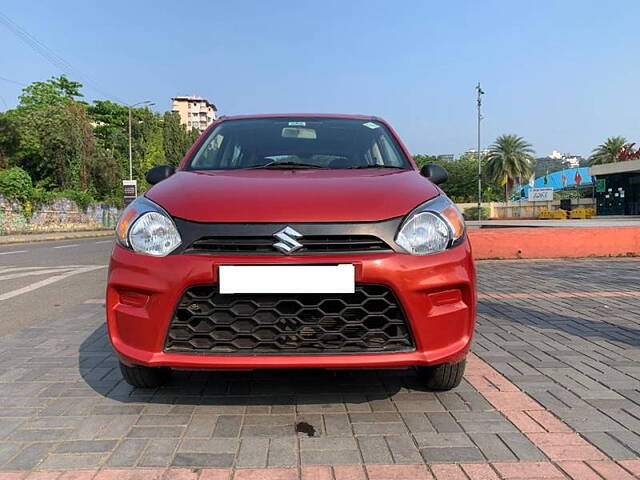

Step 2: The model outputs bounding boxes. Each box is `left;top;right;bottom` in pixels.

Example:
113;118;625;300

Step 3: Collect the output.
185;235;391;255
164;284;413;354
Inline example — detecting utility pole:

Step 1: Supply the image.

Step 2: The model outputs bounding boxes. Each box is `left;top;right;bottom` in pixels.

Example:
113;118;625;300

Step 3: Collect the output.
128;107;133;180
476;83;484;223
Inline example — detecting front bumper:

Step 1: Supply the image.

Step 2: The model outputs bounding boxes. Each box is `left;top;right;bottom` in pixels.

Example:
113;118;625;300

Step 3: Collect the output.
106;240;476;370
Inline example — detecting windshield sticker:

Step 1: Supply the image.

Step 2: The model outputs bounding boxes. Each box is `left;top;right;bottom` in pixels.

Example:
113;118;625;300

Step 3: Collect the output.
288;121;306;126
363;122;380;129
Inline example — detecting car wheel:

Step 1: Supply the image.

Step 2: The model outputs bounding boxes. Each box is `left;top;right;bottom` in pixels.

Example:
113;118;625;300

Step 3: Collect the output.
416;358;466;391
119;361;171;388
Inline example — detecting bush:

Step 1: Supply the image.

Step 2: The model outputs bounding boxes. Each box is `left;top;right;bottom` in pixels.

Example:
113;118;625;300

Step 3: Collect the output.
55;189;95;211
30;187;56;206
463;206;490;220
0;167;33;204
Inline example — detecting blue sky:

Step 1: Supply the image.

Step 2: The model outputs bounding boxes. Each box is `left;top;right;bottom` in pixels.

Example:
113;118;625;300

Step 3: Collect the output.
1;0;639;157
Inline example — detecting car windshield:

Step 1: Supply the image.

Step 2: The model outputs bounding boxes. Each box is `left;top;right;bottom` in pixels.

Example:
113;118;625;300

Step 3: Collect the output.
187;117;411;170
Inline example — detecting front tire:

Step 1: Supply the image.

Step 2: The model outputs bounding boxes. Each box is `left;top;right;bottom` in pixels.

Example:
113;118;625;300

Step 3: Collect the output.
119;361;171;388
416;359;466;391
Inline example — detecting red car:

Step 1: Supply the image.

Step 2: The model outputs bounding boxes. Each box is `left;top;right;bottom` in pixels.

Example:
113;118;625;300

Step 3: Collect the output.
107;114;476;390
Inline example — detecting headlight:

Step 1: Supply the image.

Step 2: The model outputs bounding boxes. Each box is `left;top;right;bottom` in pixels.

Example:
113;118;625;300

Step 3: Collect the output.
115;197;181;257
395;196;465;255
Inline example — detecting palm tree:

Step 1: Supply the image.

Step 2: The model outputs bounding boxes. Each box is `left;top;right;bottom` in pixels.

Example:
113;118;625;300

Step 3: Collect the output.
486;134;534;201
588;136;629;165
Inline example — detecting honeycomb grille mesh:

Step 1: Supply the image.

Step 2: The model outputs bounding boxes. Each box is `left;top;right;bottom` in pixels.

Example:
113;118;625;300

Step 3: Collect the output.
164;284;413;354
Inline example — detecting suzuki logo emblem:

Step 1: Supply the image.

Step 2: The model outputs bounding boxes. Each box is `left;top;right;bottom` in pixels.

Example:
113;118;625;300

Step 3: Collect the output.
273;226;303;254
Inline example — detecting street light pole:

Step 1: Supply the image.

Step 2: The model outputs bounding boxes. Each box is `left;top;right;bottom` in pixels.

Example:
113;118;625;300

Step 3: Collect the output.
476;83;484;223
127;101;154;181
128;107;133;181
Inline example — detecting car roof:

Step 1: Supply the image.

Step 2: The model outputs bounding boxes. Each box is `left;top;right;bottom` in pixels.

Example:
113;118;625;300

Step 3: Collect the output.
217;113;378;121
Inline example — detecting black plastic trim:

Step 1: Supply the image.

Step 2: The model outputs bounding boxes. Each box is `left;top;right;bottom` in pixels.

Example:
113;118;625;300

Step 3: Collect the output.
172;217;405;255
163;283;415;355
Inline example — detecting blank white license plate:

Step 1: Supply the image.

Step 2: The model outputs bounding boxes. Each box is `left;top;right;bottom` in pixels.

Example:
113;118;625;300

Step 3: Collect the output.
219;264;355;294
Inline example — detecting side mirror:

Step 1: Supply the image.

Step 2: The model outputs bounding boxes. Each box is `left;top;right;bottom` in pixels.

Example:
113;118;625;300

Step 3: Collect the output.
420;163;448;185
146;165;175;185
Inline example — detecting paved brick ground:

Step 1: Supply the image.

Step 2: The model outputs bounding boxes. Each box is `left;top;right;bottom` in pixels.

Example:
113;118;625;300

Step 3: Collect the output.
0;258;638;478
475;259;640;462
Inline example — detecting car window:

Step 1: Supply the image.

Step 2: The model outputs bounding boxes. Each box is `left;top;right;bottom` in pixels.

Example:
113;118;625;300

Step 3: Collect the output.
188;118;410;170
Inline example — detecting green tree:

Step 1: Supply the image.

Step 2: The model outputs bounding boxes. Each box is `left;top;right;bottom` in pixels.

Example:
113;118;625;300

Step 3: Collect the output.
88;100;166;190
413;153;502;202
18;74;83;110
129;107;164;184
35;102;97;190
0;112;19;168
588;136;629;165
163;112;199;166
8;77;96;192
486;134;534;201
88;100;128;150
2;74;206;205
162;112;185;166
90;147;120;201
187;127;201;146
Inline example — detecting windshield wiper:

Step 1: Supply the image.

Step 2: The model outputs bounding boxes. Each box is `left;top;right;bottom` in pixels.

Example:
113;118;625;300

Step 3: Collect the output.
250;161;323;169
348;165;406;169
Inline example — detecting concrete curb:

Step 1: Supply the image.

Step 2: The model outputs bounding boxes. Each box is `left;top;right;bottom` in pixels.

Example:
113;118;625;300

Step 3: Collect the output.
0;229;113;245
469;226;640;260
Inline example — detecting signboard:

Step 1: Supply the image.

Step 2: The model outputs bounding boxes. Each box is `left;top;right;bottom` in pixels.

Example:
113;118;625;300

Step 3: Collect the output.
596;178;606;193
123;180;138;206
528;187;554;202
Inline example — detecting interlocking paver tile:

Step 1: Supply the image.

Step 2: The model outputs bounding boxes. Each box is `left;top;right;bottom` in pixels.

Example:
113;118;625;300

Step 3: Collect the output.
104;439;147;467
56;472;96;480
586;460;637;480
366;464;432;480
2;259;640;474
492;461;563;478
138;438;179;467
0;472;28;480
468;433;517;461
24;472;62;480
556;461;604;480
430;464;467;479
5;444;55;471
460;463;500;480
93;469;164;480
332;465;366;480
236;438;269;468
266;438;296;467
232;467;297;480
300;466;331;480
37;454;106;470
356;437;391;464
53;441;117;454
385;435;422;464
171;453;234;468
496;432;546;461
619;459;640;475
199;470;232;480
420;446;484;463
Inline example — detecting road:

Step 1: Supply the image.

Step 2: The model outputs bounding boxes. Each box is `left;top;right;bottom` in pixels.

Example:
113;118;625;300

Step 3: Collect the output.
0;236;113;337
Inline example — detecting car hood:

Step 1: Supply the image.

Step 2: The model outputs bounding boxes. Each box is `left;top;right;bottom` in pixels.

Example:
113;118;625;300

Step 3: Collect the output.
146;169;439;223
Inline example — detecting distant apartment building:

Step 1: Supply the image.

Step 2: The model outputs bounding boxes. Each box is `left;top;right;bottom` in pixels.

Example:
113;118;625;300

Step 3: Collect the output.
465;148;491;157
548;150;583;168
171;96;217;132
